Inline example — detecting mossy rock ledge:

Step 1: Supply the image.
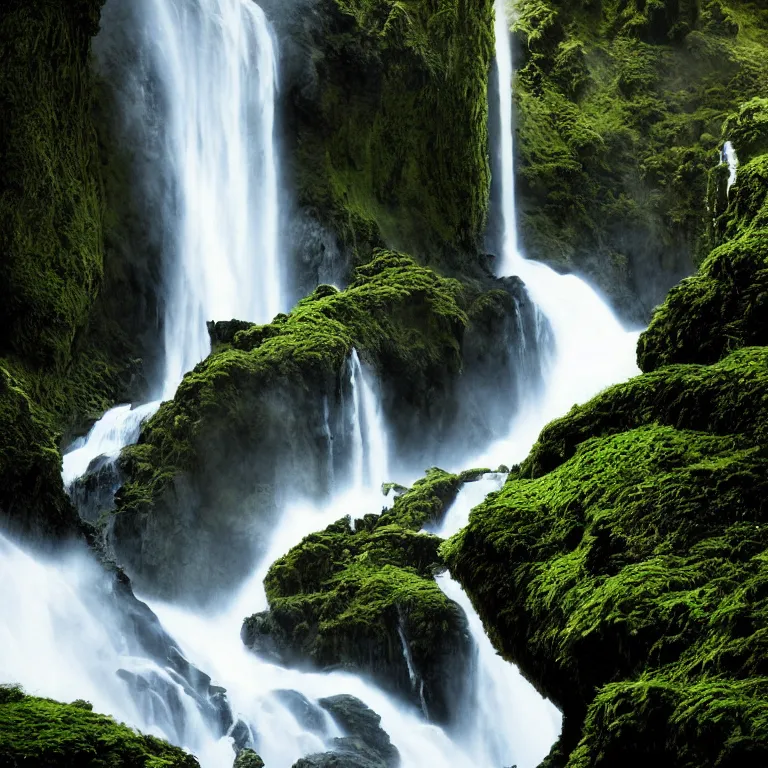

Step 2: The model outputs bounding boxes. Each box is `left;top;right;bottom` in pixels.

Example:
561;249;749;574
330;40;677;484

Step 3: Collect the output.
109;252;536;605
243;469;473;727
512;0;768;321
443;121;768;766
0;686;199;768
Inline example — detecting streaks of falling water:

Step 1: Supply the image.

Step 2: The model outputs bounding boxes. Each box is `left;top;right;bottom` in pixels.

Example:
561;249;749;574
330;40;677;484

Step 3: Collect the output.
722;140;740;194
349;349;390;492
151;0;282;397
484;0;641;470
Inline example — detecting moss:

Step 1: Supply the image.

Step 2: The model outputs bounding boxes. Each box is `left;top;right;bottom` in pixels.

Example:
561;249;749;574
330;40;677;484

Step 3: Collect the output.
248;466;473;725
512;0;768;320
638;100;768;371
0;1;104;369
288;0;494;264
0;689;199;767
0;365;83;541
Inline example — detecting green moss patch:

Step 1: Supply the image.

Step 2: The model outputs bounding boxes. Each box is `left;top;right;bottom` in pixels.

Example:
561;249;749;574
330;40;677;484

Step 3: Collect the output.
246;467;472;725
290;0;494;263
0;688;199;768
513;0;768;319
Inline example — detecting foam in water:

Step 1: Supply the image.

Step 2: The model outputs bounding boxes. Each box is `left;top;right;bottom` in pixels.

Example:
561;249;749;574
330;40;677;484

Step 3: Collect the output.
62;401;161;488
147;0;283;397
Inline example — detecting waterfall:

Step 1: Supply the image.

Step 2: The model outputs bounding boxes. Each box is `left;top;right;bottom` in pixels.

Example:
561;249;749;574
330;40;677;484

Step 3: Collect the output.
722;140;739;194
348;350;390;492
151;0;282;397
483;0;641;469
67;0;283;500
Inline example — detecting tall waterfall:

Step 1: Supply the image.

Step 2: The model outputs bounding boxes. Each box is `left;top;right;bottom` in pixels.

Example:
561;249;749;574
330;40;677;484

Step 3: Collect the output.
483;0;641;468
151;0;282;397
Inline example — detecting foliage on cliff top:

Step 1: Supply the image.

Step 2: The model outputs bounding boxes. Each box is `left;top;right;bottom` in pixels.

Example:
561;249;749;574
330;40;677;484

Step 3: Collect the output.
638;99;768;371
0;687;199;767
292;0;494;263
512;0;768;320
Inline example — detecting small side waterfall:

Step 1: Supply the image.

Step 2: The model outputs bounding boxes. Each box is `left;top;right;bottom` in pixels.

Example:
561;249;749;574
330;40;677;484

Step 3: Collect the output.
349;350;390;492
482;0;641;468
722;140;739;194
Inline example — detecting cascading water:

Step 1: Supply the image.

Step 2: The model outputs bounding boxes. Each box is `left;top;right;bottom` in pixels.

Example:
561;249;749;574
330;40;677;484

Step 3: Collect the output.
723;140;739;194
151;0;282;397
481;0;641;469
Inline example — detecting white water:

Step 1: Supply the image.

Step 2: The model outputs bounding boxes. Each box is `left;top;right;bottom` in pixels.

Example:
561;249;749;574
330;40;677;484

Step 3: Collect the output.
151;0;282;397
723;140;739;194
62;401;161;488
483;0;641;470
349;350;390;492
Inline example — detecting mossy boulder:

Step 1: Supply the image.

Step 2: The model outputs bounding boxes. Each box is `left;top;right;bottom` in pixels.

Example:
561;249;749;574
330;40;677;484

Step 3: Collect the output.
243;470;472;726
110;252;533;603
0;687;199;767
512;0;768;321
444;135;768;765
277;0;494;267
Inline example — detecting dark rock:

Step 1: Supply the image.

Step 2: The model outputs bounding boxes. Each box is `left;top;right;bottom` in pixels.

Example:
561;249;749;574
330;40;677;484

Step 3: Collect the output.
273;690;327;735
241;613;286;665
233;748;265;768
229;719;256;754
69;454;122;523
207;320;257;350
318;696;399;768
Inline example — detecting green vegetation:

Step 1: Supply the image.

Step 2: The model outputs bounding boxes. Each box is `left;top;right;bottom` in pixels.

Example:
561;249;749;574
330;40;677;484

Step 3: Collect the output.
245;468;471;724
638;97;768;370
0;0;142;539
0;686;199;767
292;0;494;264
110;252;520;600
512;0;768;319
445;115;768;766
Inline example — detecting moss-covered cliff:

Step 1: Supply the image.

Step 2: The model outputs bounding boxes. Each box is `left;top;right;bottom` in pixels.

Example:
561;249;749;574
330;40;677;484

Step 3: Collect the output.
444;102;768;767
0;686;199;768
280;0;495;268
511;0;768;321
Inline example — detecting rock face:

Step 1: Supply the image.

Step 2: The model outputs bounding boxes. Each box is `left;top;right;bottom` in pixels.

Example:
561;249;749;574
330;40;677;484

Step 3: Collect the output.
243;470;475;727
444;105;768;767
271;0;495;268
511;0;768;322
110;252;539;604
292;695;399;768
0;685;199;767
234;749;265;768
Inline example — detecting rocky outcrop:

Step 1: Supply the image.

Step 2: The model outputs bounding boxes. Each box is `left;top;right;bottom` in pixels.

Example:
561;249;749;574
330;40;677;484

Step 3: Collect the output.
0;685;199;768
109;252;540;604
511;0;768;322
243;470;475;727
292;695;399;768
444;106;768;767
